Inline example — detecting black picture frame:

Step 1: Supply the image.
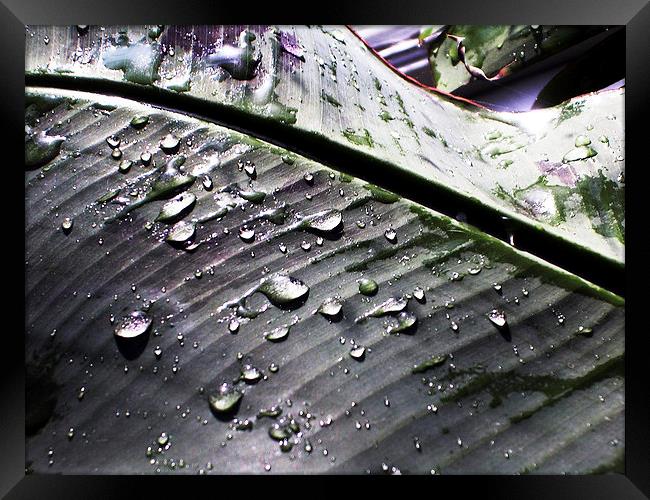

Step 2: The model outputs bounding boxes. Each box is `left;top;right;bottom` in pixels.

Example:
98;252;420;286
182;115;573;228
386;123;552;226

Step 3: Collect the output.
3;0;646;497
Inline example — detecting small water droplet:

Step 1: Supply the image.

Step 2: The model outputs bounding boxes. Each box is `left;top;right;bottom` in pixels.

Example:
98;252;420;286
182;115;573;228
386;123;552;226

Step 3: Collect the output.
160;134;180;153
384;227;397;243
358;278;378;296
61;217;73;234
488;309;507;329
318;297;343;318
244;163;256;178
241;364;262;383
350;345;366;360
239;226;255;243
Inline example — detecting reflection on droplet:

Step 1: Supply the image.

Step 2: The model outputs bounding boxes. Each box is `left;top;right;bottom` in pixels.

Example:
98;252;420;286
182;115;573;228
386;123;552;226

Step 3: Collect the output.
488;309;507;329
114;310;152;339
61;217;73;234
209;383;242;413
160;134;180;153
318;297;343;318
384;227;397;243
350;345;366;361
239;226;255;243
358;278;378;296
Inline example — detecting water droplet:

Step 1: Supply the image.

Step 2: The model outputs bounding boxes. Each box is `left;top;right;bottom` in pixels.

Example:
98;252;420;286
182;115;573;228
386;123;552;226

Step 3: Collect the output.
264;324;291;342
130;115;149;129
257;274;309;306
301;209;343;234
241;364;262;383
228;319;240;333
106;135;121;149
118;160;133;173
166;221;195;243
488;309;507;329
357;296;408;322
350;345;366;360
61;217;73;234
111;148;123;160
278;243;287;253
358;278;378;296
239;226;255;243
202;175;213;191
575;135;591;147
303;172;314;184
156;193;196;222
562;145;597;163
318;297;342;318
301;240;312;251
413;286;425;302
114;310;152;339
209;383;242;413
239;188;266;204
387;311;417;334
160;134;180;153
384;227;397;243
412;354;447;373
244;163;256;178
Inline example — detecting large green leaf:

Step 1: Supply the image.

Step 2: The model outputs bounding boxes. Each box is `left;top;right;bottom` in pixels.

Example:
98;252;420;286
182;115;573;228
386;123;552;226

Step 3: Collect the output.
24;25;625;265
25;87;623;474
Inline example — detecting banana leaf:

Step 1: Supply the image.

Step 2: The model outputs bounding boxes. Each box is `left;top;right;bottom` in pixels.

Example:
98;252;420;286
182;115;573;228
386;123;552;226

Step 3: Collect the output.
423;25;611;92
24;25;625;266
25;87;623;474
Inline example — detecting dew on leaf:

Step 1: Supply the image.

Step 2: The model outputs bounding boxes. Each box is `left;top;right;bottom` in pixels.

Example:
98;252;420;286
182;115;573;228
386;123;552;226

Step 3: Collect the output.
358;278;378;296
114;310;152;339
209;383;242;414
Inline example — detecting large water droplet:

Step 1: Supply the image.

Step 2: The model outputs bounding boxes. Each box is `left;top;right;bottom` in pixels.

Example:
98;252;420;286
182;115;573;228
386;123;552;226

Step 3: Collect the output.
488;309;507;329
301;209;343;234
386;311;417;334
257;274;309;307
357;296;408;322
166;221;195;243
25;130;65;169
264;324;291;342
209;383;242;414
156;193;196;222
160;134;180;153
114;310;152;339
